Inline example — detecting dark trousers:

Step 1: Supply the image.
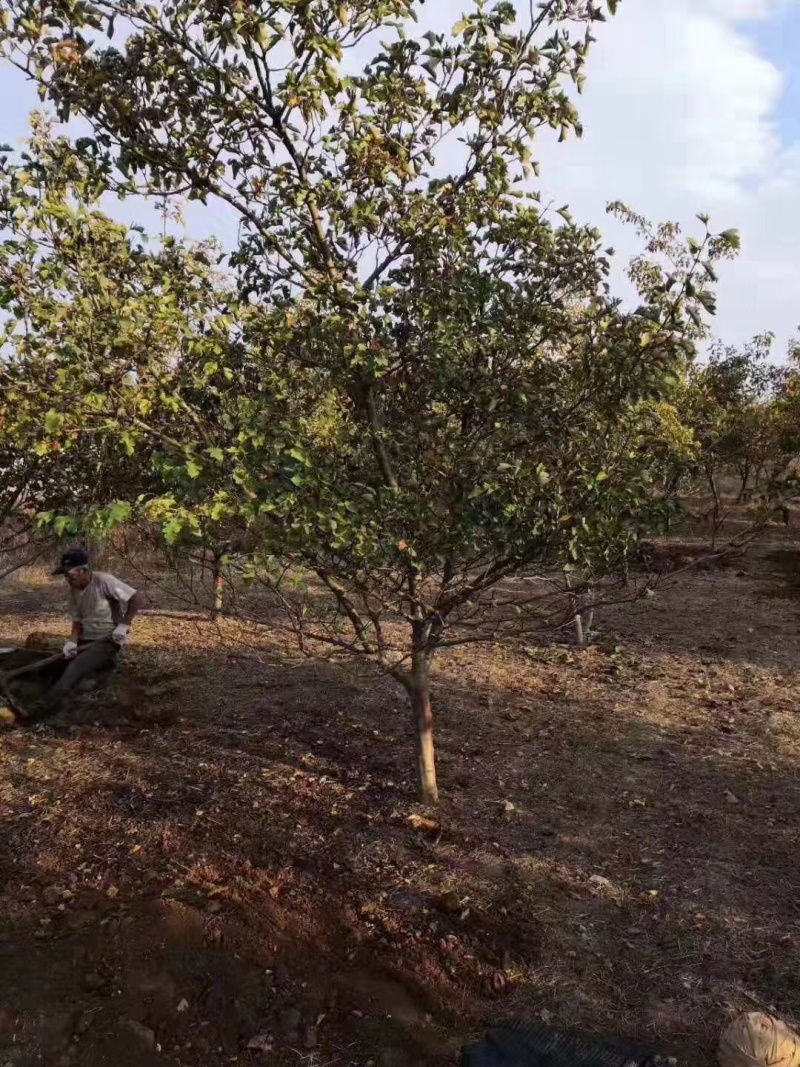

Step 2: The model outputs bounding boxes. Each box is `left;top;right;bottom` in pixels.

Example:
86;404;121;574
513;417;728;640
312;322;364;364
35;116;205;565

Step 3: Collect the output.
43;640;118;713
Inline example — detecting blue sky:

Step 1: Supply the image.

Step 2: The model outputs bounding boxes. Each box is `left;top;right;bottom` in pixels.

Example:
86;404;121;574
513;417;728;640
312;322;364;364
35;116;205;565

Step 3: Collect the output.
1;0;799;353
752;4;800;137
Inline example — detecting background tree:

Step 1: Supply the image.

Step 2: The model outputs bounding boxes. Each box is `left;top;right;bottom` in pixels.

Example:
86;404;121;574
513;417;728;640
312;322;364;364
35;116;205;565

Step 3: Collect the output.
0;0;740;803
682;335;798;543
0;119;238;560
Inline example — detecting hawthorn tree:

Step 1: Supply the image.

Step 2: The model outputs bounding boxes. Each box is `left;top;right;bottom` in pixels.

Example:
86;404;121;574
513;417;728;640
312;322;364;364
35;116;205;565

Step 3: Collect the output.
683;335;797;541
1;0;740;802
0;120;239;553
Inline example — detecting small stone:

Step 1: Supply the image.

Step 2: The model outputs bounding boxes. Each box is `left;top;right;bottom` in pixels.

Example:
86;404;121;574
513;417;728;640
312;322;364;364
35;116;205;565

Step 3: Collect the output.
589;874;612;890
303;1024;317;1050
246;1033;273;1053
82;973;105;993
724;790;740;805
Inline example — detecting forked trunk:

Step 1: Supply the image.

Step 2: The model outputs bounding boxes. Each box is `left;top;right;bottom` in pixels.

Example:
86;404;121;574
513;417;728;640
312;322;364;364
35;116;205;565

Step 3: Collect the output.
409;652;439;806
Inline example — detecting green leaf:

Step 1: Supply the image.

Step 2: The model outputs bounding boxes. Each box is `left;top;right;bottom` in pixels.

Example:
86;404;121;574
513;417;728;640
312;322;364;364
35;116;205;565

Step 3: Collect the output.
163;518;183;545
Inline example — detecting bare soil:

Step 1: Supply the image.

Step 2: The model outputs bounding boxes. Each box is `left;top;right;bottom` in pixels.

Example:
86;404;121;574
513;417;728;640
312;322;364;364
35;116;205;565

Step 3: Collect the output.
1;530;799;1067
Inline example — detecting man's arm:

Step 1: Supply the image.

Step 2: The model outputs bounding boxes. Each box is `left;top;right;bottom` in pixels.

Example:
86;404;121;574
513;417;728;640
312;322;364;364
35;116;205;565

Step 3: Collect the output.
99;574;142;645
120;591;144;626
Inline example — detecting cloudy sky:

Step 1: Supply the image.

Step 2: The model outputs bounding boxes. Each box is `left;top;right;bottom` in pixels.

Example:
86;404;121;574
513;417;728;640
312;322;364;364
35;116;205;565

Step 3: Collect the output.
1;0;798;354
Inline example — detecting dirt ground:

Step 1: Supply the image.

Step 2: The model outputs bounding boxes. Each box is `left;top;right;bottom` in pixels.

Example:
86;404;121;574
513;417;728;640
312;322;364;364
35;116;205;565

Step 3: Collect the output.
1;531;799;1067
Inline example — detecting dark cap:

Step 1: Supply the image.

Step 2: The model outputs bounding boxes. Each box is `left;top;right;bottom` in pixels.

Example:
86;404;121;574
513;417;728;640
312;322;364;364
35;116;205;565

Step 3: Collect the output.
52;547;90;575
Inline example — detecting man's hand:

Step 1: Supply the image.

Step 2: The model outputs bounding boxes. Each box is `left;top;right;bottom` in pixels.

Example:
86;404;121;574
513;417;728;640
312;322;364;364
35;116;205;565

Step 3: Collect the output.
62;640;79;660
111;624;130;647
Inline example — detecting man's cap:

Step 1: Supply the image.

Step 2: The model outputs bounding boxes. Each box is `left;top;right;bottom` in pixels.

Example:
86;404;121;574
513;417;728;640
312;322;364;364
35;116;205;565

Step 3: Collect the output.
52;547;90;575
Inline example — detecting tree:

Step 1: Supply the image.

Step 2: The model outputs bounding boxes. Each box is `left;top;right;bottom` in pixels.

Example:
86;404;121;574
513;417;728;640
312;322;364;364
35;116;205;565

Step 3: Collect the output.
0;0;739;803
0;118;237;554
683;335;796;543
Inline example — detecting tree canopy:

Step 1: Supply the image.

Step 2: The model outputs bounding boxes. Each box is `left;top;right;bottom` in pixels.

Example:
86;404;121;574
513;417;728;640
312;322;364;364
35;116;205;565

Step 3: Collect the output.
0;0;751;802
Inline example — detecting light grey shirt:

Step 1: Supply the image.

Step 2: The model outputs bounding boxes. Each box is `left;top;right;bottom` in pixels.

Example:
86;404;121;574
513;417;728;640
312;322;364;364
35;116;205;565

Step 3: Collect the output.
68;571;137;642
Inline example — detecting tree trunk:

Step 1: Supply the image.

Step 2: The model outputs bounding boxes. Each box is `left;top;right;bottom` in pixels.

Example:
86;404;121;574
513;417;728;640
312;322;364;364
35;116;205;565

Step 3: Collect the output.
737;464;750;504
409;652;439;805
211;548;225;618
705;469;723;550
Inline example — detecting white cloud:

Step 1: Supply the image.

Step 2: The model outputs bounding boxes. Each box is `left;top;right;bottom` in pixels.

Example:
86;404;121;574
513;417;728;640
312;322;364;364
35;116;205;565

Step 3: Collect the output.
385;0;800;351
526;0;800;353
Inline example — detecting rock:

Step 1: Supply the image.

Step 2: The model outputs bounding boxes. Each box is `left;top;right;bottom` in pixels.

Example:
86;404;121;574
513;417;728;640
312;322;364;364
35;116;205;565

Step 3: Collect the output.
81;972;106;993
246;1033;273;1053
725;790;741;805
118;1018;156;1049
589;874;612;890
720;1012;800;1067
407;813;439;832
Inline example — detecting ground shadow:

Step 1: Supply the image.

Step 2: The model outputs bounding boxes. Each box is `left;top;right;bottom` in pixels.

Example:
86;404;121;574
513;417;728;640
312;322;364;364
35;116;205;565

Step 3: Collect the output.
2;543;800;1066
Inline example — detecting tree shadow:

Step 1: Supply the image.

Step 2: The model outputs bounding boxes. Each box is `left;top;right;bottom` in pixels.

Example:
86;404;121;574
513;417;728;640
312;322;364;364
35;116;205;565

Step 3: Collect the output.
1;586;800;1066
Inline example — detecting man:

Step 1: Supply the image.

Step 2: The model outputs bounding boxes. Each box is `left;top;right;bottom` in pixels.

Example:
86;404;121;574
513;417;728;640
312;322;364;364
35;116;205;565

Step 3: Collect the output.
41;547;143;716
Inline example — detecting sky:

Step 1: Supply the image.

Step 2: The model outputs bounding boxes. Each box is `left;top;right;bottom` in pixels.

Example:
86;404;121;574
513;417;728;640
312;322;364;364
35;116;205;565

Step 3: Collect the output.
0;0;799;354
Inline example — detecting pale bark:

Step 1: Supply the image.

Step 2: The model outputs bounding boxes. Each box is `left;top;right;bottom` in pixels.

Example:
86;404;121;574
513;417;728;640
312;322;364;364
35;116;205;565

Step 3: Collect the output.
409;649;438;805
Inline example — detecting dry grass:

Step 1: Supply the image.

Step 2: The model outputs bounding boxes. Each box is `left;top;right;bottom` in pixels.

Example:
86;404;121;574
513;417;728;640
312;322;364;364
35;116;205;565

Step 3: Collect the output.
0;530;799;1067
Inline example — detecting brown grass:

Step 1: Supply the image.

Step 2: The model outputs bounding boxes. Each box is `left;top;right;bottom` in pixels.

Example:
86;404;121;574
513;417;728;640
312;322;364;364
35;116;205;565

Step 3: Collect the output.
0;527;799;1067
